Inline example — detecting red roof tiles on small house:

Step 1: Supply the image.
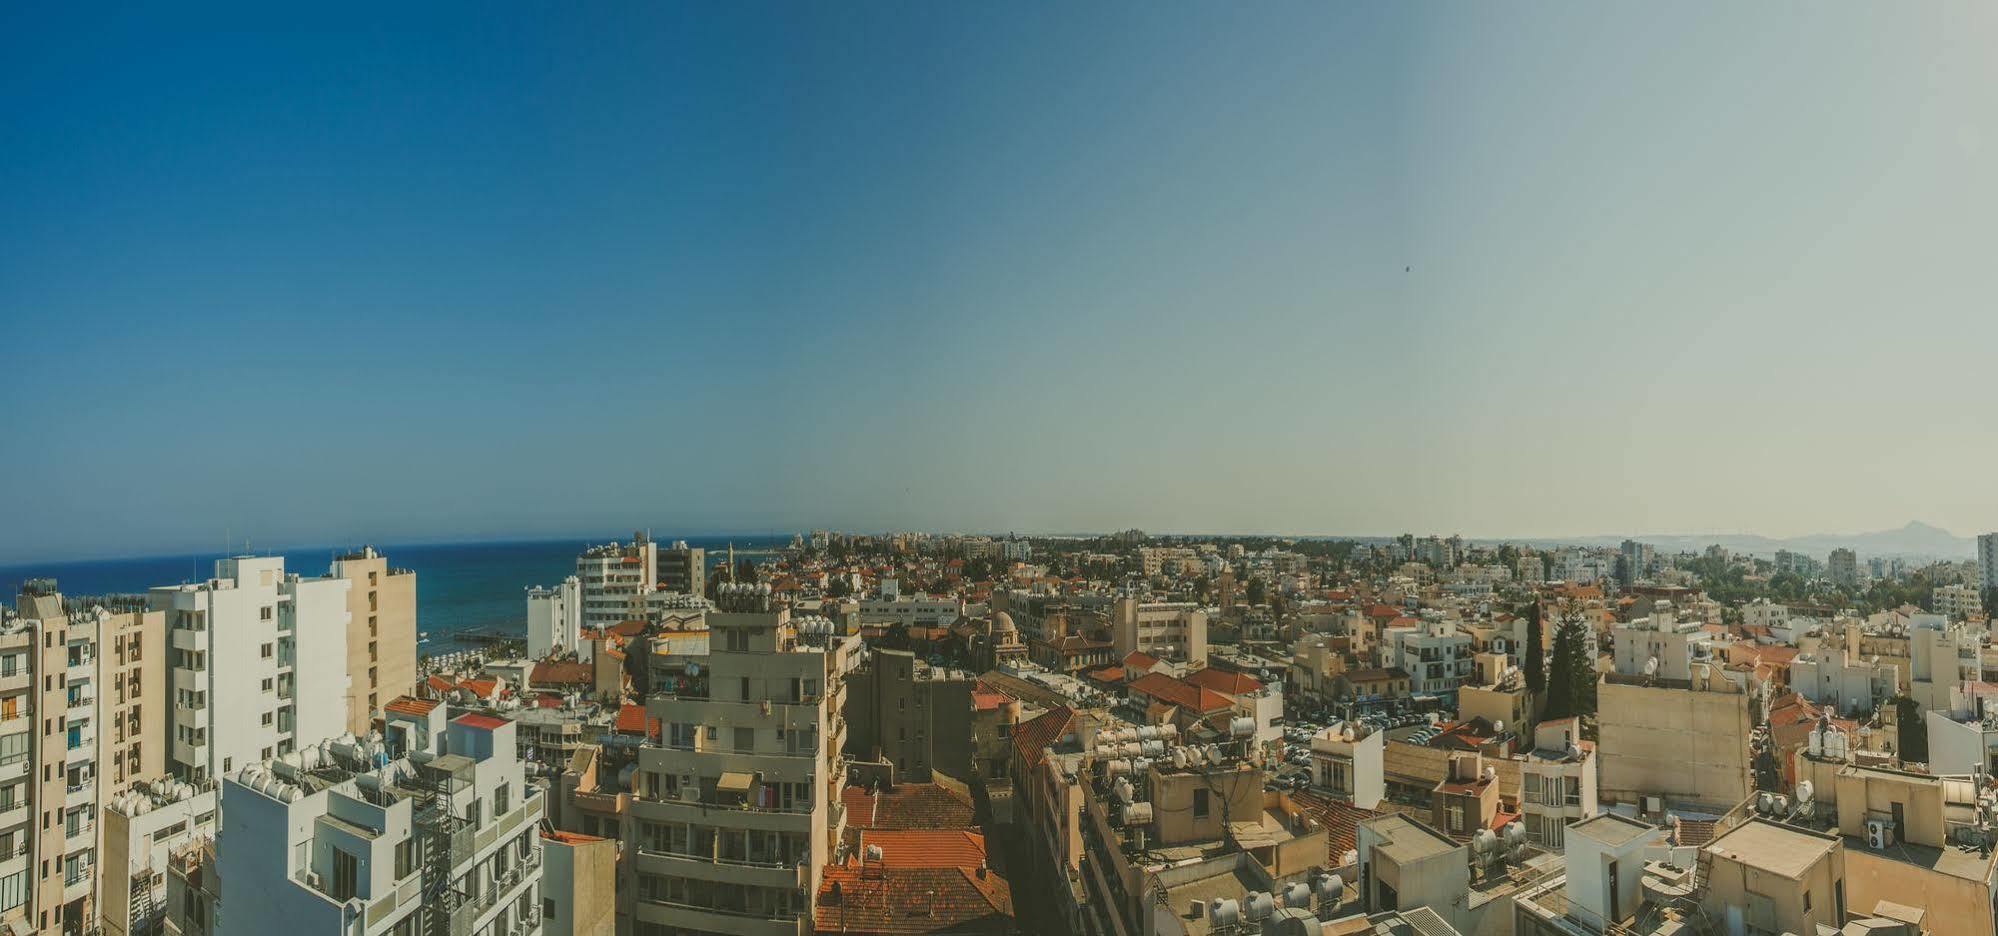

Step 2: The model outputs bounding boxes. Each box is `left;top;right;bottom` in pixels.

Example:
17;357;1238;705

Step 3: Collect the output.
1185;668;1264;696
384;696;439;717
453;713;508;731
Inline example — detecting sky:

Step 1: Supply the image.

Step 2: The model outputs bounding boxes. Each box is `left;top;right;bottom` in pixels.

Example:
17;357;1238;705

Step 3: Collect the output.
3;3;1997;563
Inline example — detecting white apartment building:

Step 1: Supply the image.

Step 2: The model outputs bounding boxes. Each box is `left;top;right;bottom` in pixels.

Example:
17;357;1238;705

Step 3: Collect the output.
1310;722;1383;809
1518;717;1598;848
99;778;218;936
216;704;544;936
577;535;658;631
1907;613;1981;714
625;583;861;935
1742;599;1789;633
1384;618;1473;698
1609;602;1715;682
151;556;351;783
1789;648;1899;716
527;577;583;660
853;593;962;628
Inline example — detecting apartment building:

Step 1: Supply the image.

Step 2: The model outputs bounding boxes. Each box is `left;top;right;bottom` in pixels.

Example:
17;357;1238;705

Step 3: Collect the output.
1608;602;1715;682
577;535;657;631
1934;583;1983;622
1108;596;1208;666
844;648;973;783
625;582;861;935
1789;649;1898;716
151;556;351;783
527;577;583;661
657;541;705;597
99;778;217;936
329;547;417;737
1384;619;1473;699
0;581;169;936
1517;718;1597;848
1597;665;1753;815
216;706;544;936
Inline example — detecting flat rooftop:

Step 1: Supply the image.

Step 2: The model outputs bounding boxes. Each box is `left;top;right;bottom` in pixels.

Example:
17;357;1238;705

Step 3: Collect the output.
1705;819;1838;880
1157;857;1265;936
1569;813;1657;848
1364;815;1460;864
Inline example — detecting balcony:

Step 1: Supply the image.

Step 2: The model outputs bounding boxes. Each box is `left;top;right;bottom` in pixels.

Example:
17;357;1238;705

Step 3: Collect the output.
633;846;808;890
632;897;800;936
0;803;28;831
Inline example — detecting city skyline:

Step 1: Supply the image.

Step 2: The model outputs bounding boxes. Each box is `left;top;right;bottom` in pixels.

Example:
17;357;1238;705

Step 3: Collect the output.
8;3;1998;560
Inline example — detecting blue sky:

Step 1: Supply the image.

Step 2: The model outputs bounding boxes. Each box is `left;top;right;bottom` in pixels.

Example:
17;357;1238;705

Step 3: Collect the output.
3;3;1996;562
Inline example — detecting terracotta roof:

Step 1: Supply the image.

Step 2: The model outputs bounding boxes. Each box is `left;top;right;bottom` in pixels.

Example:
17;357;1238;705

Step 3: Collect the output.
1365;604;1401;619
615;703;660;737
529;661;595;686
1121;651;1161;670
453;713;508;731
970;689;1010;712
384;696;439;717
841;783;978;831
458;677;500;699
1126;673;1234;713
814;864;1011;934
1010;706;1077;770
611;620;646;637
1292;790;1381;864
856;830;987;869
1084;667;1125;685
542;829;606;845
424;675;454;693
1185;668;1264;696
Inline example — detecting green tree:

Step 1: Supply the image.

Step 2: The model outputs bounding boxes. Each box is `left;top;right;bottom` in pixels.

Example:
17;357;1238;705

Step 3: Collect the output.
1245;577;1268;607
1521;600;1546;696
1895;696;1928;764
1542;611;1597;720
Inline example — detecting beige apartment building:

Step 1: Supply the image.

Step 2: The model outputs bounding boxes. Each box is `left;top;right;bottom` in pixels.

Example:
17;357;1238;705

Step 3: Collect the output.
1597;666;1753;814
328;547;416;735
625;583;861;935
2;582;167;936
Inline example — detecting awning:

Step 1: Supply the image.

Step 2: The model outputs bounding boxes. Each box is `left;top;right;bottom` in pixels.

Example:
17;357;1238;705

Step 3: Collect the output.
716;771;755;794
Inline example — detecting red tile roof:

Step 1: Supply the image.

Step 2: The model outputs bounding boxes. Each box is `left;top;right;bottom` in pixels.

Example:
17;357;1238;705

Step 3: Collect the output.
542;829;606;845
1084;667;1126;685
614;703;659;737
814;865;1011;934
1121;651;1161;671
453;713;508;730
1126;672;1234;713
1292;790;1381;864
841;783;978;831
424;674;454;693
857;830;987;869
529;661;594;686
1185;668;1264;696
384;696;439;717
1009;706;1077;771
458;677;500;699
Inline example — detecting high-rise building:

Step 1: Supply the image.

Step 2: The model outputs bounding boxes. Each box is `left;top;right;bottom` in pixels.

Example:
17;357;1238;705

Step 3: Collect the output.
0;581;167;936
1980;532;1998;595
624;582;861;933
576;534;657;630
527;576;583;660
1619;539;1654;586
150;556;351;783
656;541;705;597
215;703;544;935
329;547;417;737
1827;547;1859;589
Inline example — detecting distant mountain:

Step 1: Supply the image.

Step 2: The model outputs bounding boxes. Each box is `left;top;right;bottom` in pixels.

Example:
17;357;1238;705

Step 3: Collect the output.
1510;521;1976;561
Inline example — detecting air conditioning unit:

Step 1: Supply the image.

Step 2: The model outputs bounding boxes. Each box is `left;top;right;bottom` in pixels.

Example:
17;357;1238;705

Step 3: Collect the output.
1866;818;1895;850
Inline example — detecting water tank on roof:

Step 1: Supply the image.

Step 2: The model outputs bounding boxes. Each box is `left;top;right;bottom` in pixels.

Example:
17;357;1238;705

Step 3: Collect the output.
1317;873;1343;902
1243;891;1276;922
1122;802;1154;825
1280;882;1311;908
1230;717;1257;738
1210;898;1241;928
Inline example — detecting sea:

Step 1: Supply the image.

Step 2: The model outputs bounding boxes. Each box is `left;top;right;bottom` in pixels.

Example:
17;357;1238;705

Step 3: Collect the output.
0;535;789;648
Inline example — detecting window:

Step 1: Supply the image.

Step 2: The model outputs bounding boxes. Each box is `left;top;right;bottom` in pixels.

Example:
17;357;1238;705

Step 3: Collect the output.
734;728;754;752
1193;788;1210;819
262;678;273;692
260;644;273;659
394;840;415;879
261;712;273;726
260;606;273;621
543;897;556;920
331;848;358;901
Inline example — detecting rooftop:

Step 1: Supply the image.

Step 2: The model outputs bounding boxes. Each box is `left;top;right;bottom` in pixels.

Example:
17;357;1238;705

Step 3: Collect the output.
1363;815;1461;864
1704;819;1839;880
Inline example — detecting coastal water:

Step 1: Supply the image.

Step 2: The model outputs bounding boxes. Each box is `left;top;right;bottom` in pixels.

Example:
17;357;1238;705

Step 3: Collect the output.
0;535;787;646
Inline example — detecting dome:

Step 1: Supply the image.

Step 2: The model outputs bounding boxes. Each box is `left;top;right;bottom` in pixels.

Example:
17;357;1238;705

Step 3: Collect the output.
991;611;1017;635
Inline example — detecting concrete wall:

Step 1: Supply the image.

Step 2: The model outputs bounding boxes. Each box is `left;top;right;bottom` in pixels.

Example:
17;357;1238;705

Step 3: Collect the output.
1843;846;1994;936
545;835;616;936
1598;680;1751;808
